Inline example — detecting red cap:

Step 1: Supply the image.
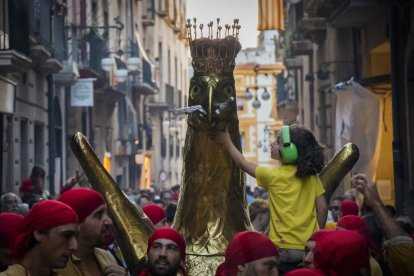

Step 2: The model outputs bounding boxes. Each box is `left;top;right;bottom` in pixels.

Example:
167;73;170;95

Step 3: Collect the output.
58;188;105;222
0;213;24;248
12;200;79;258
340;200;359;217
216;231;279;276
313;230;369;276
147;227;186;260
19;177;32;194
143;204;166;225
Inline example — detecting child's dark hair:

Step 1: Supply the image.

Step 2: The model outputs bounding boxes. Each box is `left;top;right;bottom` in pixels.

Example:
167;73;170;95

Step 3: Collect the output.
289;125;325;177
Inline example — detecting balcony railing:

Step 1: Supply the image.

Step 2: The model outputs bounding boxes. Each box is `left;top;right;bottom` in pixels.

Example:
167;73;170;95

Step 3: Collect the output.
0;0;30;56
72;29;106;80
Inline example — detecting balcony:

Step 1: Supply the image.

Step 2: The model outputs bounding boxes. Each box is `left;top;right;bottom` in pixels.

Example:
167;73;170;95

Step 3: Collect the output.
0;0;32;72
292;39;313;56
54;61;80;86
142;0;156;27
28;0;66;74
303;0;388;28
297;17;327;45
327;0;388;28
93;84;125;119
131;59;159;95
156;0;167;17
76;30;107;89
276;72;298;124
285;57;303;69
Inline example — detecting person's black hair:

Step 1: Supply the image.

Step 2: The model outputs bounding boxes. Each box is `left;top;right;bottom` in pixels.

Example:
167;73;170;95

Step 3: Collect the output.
160;190;173;198
153;199;166;208
289;125;326;178
30;166;45;180
20;229;50;258
171;185;180;193
136;194;150;206
166;203;177;225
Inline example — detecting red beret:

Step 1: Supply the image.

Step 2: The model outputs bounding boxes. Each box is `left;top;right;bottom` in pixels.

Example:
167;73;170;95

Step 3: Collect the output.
58;188;105;222
308;229;333;241
143;204;166;225
0;213;24;248
340;200;359;217
216;231;279;276
337;215;368;237
313;230;369;276
285;269;325;276
148;227;186;260
12;200;79;258
337;215;381;259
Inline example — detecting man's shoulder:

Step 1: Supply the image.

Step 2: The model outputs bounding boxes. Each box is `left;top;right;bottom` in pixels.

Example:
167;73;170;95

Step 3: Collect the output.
0;264;61;276
94;247;118;267
0;264;26;276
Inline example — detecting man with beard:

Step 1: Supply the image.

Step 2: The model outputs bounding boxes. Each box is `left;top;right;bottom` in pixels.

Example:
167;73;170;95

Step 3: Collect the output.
140;227;187;276
57;188;127;276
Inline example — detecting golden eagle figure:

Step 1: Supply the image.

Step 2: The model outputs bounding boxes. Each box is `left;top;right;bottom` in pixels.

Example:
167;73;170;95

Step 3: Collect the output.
172;22;251;274
69;18;360;276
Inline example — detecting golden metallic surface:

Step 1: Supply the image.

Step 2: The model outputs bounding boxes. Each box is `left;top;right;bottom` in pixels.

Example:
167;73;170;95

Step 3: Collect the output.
185;255;226;276
70;132;154;274
189;36;242;75
173;70;251;274
319;143;360;201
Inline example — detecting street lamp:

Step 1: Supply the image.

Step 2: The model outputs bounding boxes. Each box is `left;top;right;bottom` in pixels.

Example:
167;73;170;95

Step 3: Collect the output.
98;17;141;83
252;95;262;109
243;64;271;109
244;88;253;100
101;55;141;83
101;57;115;72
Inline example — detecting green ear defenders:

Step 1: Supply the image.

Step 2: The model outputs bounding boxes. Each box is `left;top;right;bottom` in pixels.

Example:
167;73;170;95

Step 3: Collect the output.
279;125;298;163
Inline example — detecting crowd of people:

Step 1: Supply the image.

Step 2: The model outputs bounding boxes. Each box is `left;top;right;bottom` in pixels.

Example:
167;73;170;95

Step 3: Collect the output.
0;125;413;275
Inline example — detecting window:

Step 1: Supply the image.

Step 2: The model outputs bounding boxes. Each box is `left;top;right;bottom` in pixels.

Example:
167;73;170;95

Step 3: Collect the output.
34;122;44;166
236;97;245;111
20;118;29;178
240;132;246;151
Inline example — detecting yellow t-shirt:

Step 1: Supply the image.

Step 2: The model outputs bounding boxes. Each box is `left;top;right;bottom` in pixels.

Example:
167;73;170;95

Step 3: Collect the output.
256;165;325;250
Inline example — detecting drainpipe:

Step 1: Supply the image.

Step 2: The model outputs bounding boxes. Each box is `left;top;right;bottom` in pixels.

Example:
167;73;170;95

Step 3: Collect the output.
48;75;55;195
0;113;3;195
389;1;405;215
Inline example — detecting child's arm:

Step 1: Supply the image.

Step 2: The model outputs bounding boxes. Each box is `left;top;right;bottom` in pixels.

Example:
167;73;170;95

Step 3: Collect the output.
213;128;257;177
315;194;328;228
